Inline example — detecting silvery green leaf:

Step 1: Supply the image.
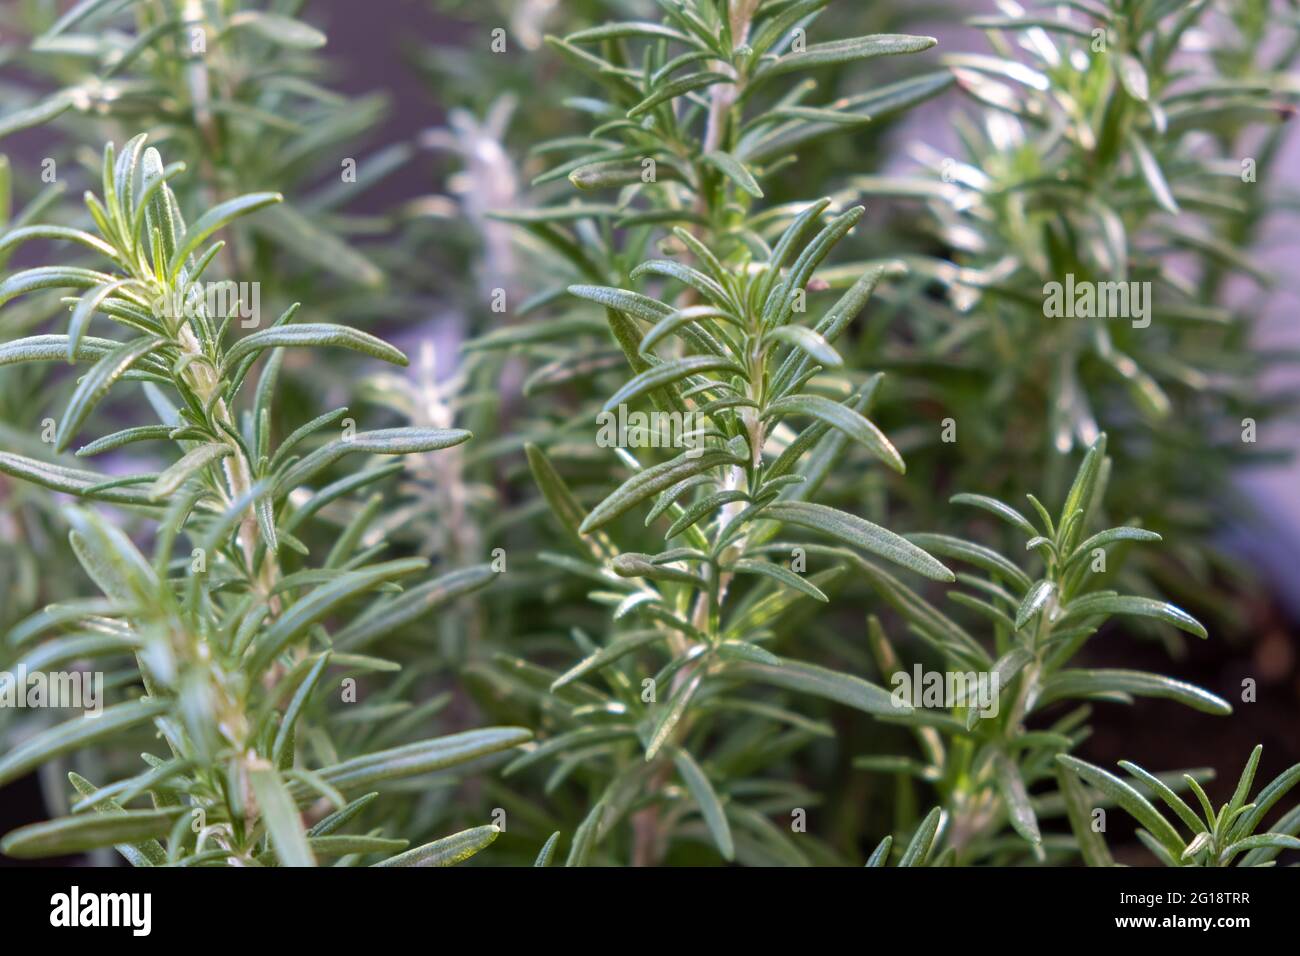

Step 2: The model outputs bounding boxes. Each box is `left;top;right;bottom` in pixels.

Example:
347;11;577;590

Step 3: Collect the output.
994;753;1041;846
1057;755;1186;858
226;11;328;49
224;324;408;368
898;807;942;866
701;150;763;198
1060;594;1207;638
1;808;182;859
250;766;316;867
762;501;952;581
167;191;281;277
1015;580;1055;630
373;825;500;867
0;698;168;787
56;336;162;452
725;656;902;716
627;72;730;118
580;448;742;534
0;92;75;141
672;748;734;861
1041;670;1230;715
148;443;230;500
310;727;532;792
755;34;937;81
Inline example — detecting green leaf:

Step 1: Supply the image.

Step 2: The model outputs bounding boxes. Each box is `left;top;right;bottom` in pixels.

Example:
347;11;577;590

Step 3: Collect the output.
906;533;1032;592
276;427;471;492
1061;594;1207;639
568;284;673;324
168;192;281;277
1056;754;1186;857
725;656;903;716
526;443;609;558
0;225;120;263
0;335;154;372
273;653;332;765
1220;834;1300;865
645;671;703;760
766;324;843;367
224;323;407;369
0;92;74;141
551;630;664;690
994;753;1041;846
67;280;136;360
865;835;892;866
762;501;953;581
627;72;730;118
148;443;230;500
726;559;828;602
1040;670;1231;715
1118;760;1207;834
0;698;168;787
227;11;328;48
1129;133;1179;215
673;748;734;860
603;355;743;412
566;799;606;867
701;150;763;198
373;825;500;867
756;34;937;81
1;266;114;309
1056;762;1115;867
630;259;734;312
56;336;162;453
898;807;942;866
1067;526;1161;564
310;727;532;792
1058;434;1106;549
1236;763;1300;839
0;452;151;503
949;493;1038;536
1116;53;1150;102
248;558;428;671
307;835;408;858
65;772;168;866
534;831;562;867
640;306;740;355
567;22;694;44
763;394;902;474
1226;745;1263;821
1;808;181;859
1015;580;1055;630
580;448;742;534
334;565;497;652
249;765;316;867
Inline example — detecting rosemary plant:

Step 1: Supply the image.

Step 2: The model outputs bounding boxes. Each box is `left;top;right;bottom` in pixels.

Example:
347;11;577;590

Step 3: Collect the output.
853;0;1297;626
1060;746;1300;867
474;0;968;866
0;138;529;864
0;0;1295;872
857;435;1238;863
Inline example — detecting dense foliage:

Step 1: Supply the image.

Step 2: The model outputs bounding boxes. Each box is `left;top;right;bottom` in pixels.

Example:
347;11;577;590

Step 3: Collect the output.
0;0;1296;867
